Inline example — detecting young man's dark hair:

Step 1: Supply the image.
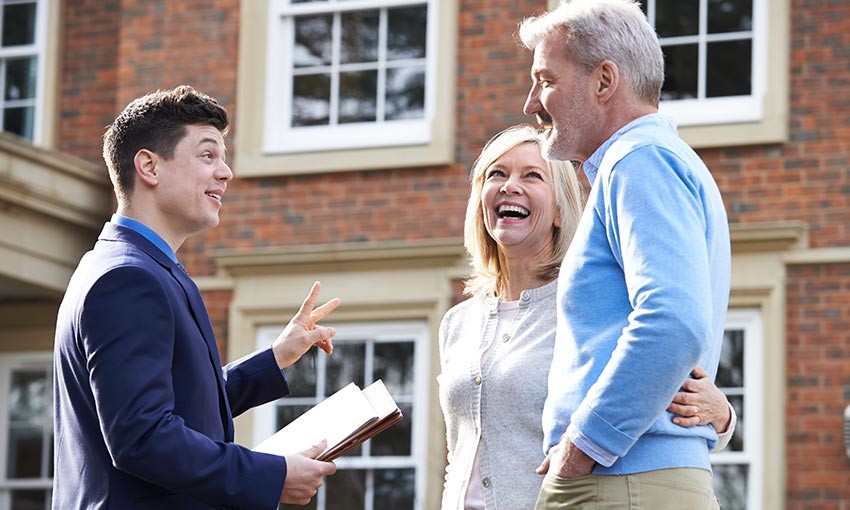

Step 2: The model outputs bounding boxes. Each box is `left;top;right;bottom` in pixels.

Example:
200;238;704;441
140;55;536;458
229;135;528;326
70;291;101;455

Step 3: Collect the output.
102;85;229;202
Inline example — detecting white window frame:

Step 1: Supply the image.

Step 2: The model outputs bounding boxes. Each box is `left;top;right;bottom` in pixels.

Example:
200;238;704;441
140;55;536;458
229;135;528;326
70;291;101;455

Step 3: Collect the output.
711;309;763;510
0;352;53;510
0;0;48;143
254;321;429;510
264;0;437;154
642;0;767;127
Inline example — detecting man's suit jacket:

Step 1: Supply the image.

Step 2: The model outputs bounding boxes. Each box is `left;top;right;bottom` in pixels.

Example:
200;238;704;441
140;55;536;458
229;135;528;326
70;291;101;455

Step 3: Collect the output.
53;222;289;509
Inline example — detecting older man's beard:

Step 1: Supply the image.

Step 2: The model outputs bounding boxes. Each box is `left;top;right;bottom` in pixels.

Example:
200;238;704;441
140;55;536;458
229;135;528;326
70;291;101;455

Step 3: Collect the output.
534;110;560;160
537;119;569;161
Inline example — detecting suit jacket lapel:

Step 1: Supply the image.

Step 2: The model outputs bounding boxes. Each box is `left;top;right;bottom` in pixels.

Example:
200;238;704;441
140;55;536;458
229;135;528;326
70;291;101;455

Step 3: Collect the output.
169;266;235;440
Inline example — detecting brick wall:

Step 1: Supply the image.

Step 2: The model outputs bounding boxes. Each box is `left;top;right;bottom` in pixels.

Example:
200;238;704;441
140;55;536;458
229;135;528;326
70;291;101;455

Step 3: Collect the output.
201;289;234;358
786;263;850;509
58;0;121;163
59;0;240;164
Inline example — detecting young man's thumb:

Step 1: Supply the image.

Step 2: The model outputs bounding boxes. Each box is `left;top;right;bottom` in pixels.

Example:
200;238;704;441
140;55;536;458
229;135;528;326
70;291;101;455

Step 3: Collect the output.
303;439;328;459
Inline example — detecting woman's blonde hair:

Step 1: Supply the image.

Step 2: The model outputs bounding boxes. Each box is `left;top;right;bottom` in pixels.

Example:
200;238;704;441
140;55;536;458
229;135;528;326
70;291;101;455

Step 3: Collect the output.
463;124;584;297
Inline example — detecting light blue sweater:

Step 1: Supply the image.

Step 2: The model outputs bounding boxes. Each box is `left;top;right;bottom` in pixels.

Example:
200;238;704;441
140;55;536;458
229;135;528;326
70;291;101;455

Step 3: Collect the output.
542;114;731;475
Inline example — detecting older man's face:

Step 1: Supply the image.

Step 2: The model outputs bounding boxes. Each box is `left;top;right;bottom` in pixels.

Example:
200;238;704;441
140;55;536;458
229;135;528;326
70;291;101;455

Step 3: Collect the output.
523;34;599;162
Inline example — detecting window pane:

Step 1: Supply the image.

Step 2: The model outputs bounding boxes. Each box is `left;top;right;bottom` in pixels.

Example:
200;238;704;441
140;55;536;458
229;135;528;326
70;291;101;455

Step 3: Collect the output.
9;370;48;423
373;469;415;509
340;10;379;64
292;73;330;126
11;490;46;510
276;404;313;428
373;469;416;510
294;14;332;67
339;70;377;123
727;395;744;452
712;464;748;510
326;343;365;394
373;342;414;395
660;44;698;101
706;39;751;97
7;426;42;478
708;0;752;33
2;3;37;47
370;403;411;456
3;106;34;139
387;6;427;60
326;469;366;510
654;0;699;37
385;66;425;120
285;348;317;398
6;57;37;100
718;330;744;387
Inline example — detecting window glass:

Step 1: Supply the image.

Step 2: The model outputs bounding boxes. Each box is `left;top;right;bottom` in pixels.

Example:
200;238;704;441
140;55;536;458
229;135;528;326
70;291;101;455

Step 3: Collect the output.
2;2;37;47
706;39;752;97
340;10;379;64
373;469;416;509
0;0;41;140
6;56;37;100
654;0;699;37
0;358;54;508
325;342;365;393
292;73;331;127
266;1;433;153
385;66;425;120
285;348;317;397
713;464;749;510
386;6;427;60
708;0;752;33
339;70;378;124
661;44;698;101
294;15;333;67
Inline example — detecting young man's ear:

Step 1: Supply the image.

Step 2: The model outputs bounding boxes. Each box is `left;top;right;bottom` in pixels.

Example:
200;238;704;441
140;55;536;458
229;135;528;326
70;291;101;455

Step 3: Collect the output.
134;149;159;187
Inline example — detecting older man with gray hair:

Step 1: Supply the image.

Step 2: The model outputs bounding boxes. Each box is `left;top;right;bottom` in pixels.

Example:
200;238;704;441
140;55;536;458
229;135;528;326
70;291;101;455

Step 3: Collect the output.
520;1;731;508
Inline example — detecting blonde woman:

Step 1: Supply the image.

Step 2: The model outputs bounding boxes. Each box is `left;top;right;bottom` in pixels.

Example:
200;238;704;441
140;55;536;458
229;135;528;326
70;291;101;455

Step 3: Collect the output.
437;125;735;510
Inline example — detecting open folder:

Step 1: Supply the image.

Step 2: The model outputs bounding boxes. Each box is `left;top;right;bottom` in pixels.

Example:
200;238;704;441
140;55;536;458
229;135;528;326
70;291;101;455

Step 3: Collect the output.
253;379;403;462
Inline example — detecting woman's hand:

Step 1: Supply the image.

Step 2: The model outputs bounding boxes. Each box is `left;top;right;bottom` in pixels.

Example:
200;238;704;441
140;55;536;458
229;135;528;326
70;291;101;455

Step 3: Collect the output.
668;366;732;434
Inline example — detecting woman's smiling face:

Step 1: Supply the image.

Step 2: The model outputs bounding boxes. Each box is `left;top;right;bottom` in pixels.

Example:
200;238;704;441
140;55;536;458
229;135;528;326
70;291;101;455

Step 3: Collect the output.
481;142;560;257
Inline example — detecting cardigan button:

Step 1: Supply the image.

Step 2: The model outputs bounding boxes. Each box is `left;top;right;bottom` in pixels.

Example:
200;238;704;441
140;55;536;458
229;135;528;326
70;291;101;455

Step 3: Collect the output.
482;476;491;488
501;333;510;342
474;375;482;385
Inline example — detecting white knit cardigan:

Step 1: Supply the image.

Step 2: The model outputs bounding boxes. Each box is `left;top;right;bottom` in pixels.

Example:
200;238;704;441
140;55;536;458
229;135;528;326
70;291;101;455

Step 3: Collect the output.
438;280;558;510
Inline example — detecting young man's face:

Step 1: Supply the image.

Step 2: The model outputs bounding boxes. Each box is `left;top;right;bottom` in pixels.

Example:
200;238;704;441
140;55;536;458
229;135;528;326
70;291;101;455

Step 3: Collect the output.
154;124;232;241
523;33;600;162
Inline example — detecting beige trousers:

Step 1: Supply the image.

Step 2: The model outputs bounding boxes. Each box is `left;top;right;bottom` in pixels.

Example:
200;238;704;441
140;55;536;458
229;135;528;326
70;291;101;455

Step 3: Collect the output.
535;468;721;510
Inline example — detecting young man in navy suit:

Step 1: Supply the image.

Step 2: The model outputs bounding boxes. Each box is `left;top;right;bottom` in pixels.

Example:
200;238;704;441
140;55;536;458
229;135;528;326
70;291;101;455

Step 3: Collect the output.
53;85;337;509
